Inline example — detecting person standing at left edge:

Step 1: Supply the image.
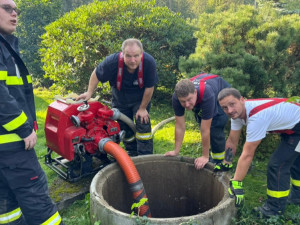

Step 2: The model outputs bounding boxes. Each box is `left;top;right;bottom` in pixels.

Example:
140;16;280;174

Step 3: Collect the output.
0;0;63;224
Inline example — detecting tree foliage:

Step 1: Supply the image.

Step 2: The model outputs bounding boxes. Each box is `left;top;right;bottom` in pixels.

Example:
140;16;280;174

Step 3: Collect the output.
40;0;196;94
147;0;195;18
179;5;300;98
15;0;63;86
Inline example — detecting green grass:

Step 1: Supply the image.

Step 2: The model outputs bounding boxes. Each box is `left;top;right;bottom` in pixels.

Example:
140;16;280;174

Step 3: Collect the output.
34;89;300;225
34;88;59;184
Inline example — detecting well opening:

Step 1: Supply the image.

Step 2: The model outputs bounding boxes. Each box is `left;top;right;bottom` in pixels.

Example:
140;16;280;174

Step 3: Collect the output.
102;160;223;217
91;155;236;225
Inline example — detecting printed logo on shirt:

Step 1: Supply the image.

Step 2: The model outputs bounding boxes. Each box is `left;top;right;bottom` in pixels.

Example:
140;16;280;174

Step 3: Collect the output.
133;79;138;86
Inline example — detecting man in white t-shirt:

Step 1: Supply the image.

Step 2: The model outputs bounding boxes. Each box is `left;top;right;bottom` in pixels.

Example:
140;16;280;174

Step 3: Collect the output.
217;87;300;218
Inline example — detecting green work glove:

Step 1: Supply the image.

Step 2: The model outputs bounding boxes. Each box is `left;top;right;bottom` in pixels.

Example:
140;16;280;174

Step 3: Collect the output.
214;162;233;172
228;179;244;207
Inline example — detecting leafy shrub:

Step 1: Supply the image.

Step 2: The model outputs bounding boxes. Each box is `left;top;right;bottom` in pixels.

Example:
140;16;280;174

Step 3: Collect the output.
40;0;196;94
179;5;300;98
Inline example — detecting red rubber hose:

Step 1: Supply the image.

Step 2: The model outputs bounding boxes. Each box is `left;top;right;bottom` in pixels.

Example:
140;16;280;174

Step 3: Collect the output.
103;141;151;217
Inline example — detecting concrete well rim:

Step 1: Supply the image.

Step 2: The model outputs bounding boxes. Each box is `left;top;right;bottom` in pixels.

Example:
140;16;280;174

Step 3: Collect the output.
90;154;236;224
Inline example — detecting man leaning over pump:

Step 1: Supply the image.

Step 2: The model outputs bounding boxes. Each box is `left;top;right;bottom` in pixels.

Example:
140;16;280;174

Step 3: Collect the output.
77;38;158;157
218;87;300;218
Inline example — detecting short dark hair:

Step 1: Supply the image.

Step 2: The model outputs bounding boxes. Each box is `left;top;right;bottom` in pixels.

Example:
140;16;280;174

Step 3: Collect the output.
175;79;195;98
218;88;241;101
121;38;143;52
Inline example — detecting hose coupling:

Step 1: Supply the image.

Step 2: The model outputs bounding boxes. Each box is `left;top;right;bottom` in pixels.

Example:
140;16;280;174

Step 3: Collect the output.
98;138;112;154
110;108;121;120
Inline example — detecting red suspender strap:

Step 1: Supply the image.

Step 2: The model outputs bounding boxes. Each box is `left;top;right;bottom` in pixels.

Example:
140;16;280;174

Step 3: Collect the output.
190;73;218;105
117;52;124;91
189;72;207;81
117;52;144;91
248;98;287;117
138;53;144;89
34;121;38;131
248;98;295;134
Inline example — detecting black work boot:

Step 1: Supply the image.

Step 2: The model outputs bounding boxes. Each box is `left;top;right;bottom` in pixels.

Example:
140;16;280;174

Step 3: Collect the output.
287;198;300;205
214;162;233;172
253;203;283;218
127;151;138;157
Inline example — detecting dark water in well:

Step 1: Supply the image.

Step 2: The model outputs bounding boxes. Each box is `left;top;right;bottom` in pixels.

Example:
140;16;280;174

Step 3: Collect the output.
102;161;224;218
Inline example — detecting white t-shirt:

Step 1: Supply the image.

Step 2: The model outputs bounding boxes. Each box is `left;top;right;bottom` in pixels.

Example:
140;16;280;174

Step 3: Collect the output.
231;99;300;142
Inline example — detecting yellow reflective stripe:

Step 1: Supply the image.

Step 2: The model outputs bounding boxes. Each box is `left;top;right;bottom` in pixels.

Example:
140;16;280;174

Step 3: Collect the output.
0;207;22;224
0;134;22;144
0;72;32;85
123;135;135;143
210;151;225;160
26;75;32;83
6;76;23;85
136;132;152;140
0;71;8;80
41;211;62;225
291;178;300;187
3;111;27;131
267;189;290;198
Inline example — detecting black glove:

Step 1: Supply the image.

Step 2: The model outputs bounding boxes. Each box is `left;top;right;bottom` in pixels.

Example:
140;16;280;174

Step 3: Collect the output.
214;162;233;172
228;179;244;207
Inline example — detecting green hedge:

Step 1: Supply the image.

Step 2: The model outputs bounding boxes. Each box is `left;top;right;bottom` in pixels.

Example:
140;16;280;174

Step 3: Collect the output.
40;0;196;94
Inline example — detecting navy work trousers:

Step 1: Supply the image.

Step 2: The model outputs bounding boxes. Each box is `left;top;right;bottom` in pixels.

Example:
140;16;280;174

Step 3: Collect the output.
266;131;300;212
195;104;228;162
116;102;153;156
0;149;60;225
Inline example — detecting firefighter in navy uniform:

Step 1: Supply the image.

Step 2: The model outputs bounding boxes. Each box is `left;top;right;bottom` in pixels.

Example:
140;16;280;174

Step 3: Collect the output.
164;74;231;170
218;88;300;218
0;0;63;224
77;38;158;156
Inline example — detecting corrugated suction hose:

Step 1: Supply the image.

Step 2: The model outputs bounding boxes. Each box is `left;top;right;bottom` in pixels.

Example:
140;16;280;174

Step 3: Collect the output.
101;140;151;217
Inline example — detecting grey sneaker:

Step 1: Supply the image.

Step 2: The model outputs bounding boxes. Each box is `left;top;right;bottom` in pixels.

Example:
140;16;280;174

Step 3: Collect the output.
253;204;283;218
287;197;300;205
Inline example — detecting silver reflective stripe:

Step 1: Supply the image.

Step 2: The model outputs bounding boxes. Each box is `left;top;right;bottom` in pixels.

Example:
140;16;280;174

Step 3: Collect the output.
41;211;62;225
47;215;61;225
210;151;225;160
15;64;20;78
136;132;152;140
123;136;135;143
296;141;300;153
0;207;22;223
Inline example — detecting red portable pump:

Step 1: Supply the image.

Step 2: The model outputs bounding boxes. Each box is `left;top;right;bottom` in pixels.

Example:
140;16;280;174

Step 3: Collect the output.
44;98;152;217
44;99;125;181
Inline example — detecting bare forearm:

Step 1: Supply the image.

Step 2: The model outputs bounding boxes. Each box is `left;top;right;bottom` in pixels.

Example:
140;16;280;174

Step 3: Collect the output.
139;87;154;110
201;130;210;158
233;140;260;181
87;69;100;95
233;154;253;181
226;137;237;150
174;119;185;154
226;129;241;155
175;128;185;154
200;120;212;158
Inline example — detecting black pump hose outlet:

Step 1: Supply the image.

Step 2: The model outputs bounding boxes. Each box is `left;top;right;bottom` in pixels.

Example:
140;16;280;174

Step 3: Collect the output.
81;137;94;142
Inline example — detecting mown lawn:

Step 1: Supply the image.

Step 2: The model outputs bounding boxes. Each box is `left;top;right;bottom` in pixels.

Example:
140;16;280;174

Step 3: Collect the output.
34;88;300;225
